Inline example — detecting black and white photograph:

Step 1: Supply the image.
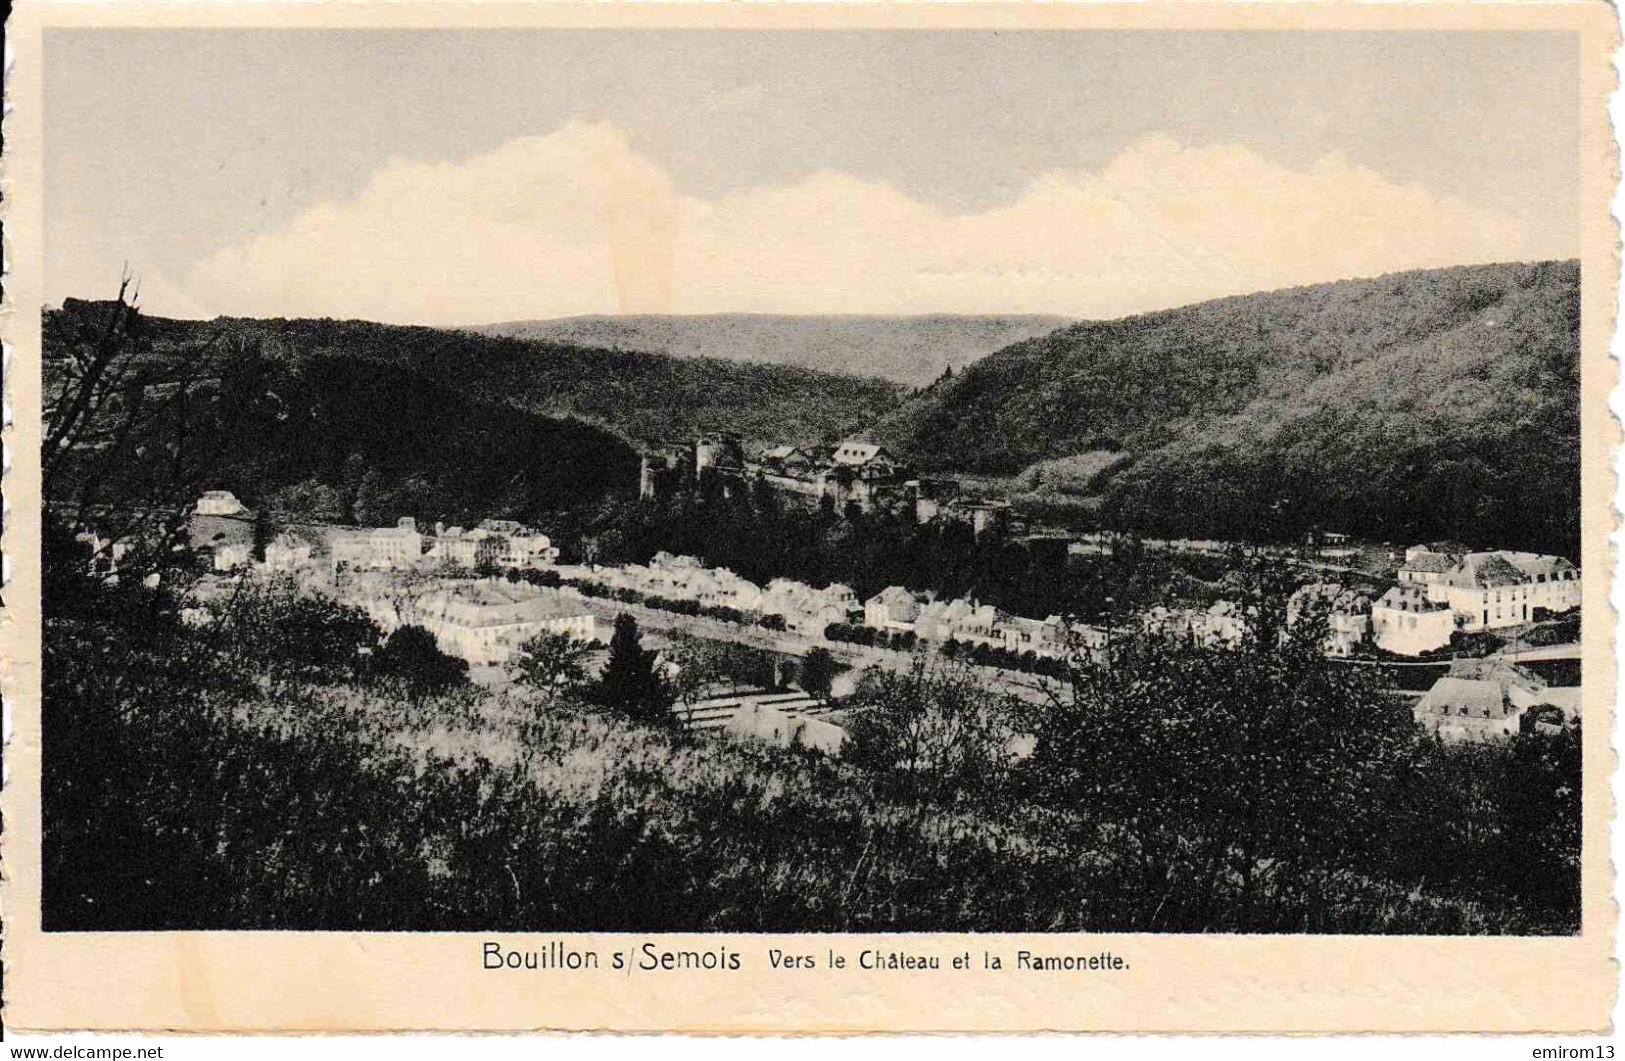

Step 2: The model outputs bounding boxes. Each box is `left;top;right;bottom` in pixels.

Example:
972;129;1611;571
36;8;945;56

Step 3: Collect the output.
38;25;1589;945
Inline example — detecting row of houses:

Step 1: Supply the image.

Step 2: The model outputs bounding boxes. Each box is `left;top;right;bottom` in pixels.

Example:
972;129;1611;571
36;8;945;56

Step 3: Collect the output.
862;585;1110;658
579;552;1108;659
596;552;861;638
186;493;563;576
1180;546;1585;660
258;516;559;576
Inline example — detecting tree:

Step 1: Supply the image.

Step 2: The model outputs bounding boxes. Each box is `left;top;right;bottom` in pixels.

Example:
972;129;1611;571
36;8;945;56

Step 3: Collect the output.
1026;590;1416;931
845;654;1020;804
43;278;257;582
371;625;467;698
211;579;381;687
250;505;276;562
510;630;593;703
594;614;673;726
801;647;838;698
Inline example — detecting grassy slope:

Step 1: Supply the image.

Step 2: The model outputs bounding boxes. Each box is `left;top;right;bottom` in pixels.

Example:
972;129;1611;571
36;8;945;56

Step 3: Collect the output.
871;261;1580;553
470;313;1071;388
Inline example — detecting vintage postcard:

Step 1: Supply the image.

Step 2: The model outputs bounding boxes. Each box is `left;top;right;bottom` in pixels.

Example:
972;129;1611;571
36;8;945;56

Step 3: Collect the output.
2;0;1618;1036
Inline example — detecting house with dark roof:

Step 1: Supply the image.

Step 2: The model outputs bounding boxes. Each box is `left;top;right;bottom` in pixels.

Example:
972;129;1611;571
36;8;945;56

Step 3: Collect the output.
1416;659;1552;741
1398;544;1582;634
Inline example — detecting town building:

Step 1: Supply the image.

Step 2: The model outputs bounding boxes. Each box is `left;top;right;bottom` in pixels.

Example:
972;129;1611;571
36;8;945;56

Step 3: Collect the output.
914;598;975;643
1371;584;1455;655
864;586;924;631
752;438;915;514
758;578;850;638
1398;545;1580;631
998;614;1066;657
477;520;559;568
427;524;499;569
410;581;596;667
330;517;424;572
1415;659;1550;741
263;531;316;572
194;490;246;517
1287;583;1373;657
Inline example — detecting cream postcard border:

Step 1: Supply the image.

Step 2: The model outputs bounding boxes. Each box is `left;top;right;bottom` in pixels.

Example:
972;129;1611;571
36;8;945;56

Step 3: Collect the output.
2;1;1618;1034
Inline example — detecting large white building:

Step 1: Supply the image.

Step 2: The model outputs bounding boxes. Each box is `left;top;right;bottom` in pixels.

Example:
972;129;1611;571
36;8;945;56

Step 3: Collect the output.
331;517;424;571
1398;547;1580;632
411;581;595;667
1414;659;1557;742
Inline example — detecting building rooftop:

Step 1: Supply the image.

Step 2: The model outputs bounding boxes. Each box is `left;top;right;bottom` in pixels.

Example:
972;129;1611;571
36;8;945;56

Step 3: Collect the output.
1376;585;1450;613
1417;676;1509;719
1401;552;1458;574
416;583;590;629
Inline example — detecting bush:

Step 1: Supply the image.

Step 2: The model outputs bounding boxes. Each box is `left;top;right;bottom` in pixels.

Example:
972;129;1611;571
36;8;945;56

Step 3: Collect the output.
370;625;468;696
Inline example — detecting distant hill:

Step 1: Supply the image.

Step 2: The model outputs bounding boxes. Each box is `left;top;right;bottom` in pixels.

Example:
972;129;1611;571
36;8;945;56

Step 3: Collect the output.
468;314;1071;388
870;261;1581;556
128;314;907;451
45;306;907;458
46;301;641;526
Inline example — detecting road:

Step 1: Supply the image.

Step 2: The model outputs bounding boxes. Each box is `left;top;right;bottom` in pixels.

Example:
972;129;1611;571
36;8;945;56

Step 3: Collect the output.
1494;642;1583;662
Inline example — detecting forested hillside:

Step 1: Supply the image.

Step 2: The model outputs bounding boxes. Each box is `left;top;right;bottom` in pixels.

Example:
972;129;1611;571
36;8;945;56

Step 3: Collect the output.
871;261;1581;556
45;299;642;525
116;309;904;449
471;313;1069;388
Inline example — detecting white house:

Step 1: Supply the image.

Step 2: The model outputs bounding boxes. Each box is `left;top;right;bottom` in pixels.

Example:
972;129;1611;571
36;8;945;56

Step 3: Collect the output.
998;614;1065;656
822;583;860;615
1399;545;1580;631
1371;584;1455;655
700;569;763;613
864;586;923;631
914;598;974;642
195;490;246;517
263;531;316;572
427;525;499;569
757;578;846;637
1415;659;1549;741
477;519;559;568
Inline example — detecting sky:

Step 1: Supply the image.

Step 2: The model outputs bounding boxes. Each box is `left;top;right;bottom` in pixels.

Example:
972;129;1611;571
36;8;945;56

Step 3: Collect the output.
45;29;1579;324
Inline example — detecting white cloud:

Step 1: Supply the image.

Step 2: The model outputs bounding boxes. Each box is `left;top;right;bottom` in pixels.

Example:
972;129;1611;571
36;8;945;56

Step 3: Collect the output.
180;122;1540;324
